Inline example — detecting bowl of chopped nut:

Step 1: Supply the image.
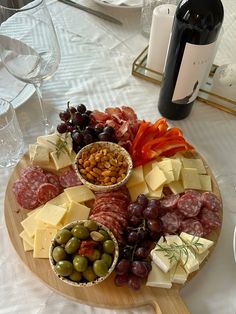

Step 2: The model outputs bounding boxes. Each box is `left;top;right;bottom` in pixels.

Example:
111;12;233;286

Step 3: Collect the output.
74;141;133;192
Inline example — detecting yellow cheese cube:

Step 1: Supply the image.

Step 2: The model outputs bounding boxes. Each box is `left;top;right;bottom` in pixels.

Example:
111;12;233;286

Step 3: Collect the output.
19;230;34;248
23;240;33;252
33;228;57;258
63;201;91;225
181;168;201;190
126;166;144;188
36;203;67;226
199;175;212;191
145;166;167;191
50;150;72;170
47;192;69;206
128;181;149;202
182;158;207;174
146;262;172;289
64;185;95;203
168;181;184;195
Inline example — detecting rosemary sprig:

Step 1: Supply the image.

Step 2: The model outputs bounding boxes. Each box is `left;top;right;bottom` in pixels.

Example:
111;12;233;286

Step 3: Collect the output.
47;133;70;159
155;236;204;265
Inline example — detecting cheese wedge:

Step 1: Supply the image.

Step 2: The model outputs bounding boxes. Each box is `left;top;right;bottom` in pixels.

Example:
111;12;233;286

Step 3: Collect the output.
47;192;69;206
146;262;172;288
171;158;182;181
50;150;72;170
19;230;34;248
168;181;184;195
151;242;178;273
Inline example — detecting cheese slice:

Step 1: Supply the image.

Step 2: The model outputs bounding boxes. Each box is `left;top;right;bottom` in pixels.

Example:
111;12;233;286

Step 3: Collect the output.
128;181;149;202
171;158;182;181
47;192;69;206
196;250;209;265
64;185;95;203
63;201;91;224
199;175;212;191
33;228;57;258
170;263;188;284
181;168;201;190
126;166;144;188
145;166;167;191
182;158;207;174
19;230;34;248
180;232;214;255
143;161;154;177
23;240;33;252
151;245;177;273
147;185;163;199
157;160;175;183
36;203;67;226
146;262;172;289
30;144;49;166
27;205;44;217
50;150;72;170
21;208;44;238
168;181;184;195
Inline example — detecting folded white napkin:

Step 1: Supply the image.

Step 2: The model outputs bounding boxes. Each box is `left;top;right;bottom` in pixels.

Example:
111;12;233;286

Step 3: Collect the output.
96;0;142;7
0;62;26;102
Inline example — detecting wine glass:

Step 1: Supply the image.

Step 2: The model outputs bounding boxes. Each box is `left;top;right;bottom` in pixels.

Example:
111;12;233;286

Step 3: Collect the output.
0;0;60;134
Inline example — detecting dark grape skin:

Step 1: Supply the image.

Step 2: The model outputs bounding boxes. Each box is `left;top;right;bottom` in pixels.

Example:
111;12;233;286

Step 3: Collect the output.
132;203;144;218
71;131;83;144
57;123;68;133
136;194;148;208
147;219;162;233
83;133;93;145
128;215;142;227
131;261;149;278
103;125;114;135
77;104;86;114
94;124;104;134
72;112;84;126
134;247;149;259
143;206;159;220
115;259;131;275
98;132;111;141
82;113;90;126
69;106;77;114
128;274;141;291
127;231;139;244
114;274;129;287
59;111;71;122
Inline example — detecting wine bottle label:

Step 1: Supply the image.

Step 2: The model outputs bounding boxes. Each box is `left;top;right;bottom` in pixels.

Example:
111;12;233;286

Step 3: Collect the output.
172;42;215;105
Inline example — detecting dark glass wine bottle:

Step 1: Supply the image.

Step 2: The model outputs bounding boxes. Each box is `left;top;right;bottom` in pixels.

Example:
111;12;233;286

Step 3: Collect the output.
157;0;224;120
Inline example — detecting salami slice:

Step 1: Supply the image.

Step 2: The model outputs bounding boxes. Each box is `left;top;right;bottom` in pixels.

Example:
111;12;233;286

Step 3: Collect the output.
12;179;27;194
22;168;47;192
59;168;82;188
160;194;180;210
37;183;60;204
160;212;180;233
180;218;204;237
20;166;44;177
199;207;221;230
15;185;39;209
45;172;63;192
177;193;202;217
201;192;222;212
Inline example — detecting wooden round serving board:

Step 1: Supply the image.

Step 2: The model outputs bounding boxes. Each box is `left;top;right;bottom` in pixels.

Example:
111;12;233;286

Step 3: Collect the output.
4;152;222;314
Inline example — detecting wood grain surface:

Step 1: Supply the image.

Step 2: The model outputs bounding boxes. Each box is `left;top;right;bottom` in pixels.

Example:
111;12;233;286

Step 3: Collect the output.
4;152;222;314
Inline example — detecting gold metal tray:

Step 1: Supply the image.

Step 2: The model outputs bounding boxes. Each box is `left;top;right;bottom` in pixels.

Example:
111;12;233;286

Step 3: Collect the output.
132;46;236;116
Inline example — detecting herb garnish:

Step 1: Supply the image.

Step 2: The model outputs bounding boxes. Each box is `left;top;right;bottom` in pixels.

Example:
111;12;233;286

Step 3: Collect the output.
47;133;70;159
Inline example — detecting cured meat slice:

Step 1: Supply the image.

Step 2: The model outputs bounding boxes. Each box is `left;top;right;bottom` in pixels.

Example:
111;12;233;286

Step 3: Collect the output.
177;193;202;217
91;210;127;228
15;185;39;209
199;207;221;230
59;168;81;188
160;194;180;210
180;218;204;237
201;192;222;212
45;172;63;192
20;166;44;177
22;168;47;192
160;212;180;233
37;183;60;204
12;179;27;194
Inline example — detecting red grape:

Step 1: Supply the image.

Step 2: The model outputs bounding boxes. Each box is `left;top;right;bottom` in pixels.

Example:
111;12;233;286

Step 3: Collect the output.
57;123;67;133
129;215;142;227
59;111;71;122
136;194;148;208
148;199;161;208
128;274;141;290
134;247;149;259
115;259;131;275
83;133;93;145
143;206;159;220
127;231;139;244
131;261;149;278
69;106;77;113
114;274;129;287
71;131;83;144
72;112;84;126
132;203;144;218
77;104;86;113
98;132;110;141
103;125;114;135
147;219;162;233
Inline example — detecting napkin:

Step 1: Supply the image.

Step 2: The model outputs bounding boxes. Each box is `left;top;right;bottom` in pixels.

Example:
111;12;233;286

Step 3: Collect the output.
0;62;26;102
96;0;142;7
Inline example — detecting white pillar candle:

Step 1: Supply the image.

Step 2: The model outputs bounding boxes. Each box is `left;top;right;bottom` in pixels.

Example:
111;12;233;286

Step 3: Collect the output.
146;4;176;75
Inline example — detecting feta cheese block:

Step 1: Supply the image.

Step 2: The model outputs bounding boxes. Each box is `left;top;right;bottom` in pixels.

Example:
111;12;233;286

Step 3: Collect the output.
145;165;167;191
36;203;67;226
128;181;149;202
181;168;202;190
170;263;188;284
33;228;57;258
64;185;95;203
126;166;144;188
30;144;49;166
180;232;214;254
151;244;178;273
146;262;172;289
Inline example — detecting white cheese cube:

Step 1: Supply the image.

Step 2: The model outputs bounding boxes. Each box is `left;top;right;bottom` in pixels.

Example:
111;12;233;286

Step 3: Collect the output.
150;246;177;273
196;250;209;265
128;181;149;202
33;228;57;258
30;144;49;166
180;232;214;254
181;248;199;274
64;185;95;203
126;166;144;188
181;168;201;190
36;203;67;226
146;262;172;289
199;175;212;191
182;158;207;174
145;166;167;191
165;235;183;246
50;150;72;170
168;181;184;195
170;263;188;284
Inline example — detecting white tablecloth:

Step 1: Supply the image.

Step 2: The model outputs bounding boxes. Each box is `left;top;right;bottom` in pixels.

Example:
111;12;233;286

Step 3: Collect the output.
1;0;236;313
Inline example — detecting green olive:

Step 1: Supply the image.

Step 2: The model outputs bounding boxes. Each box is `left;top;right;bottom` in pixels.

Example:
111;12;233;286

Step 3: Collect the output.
73;255;88;272
103;240;115;254
55;229;72;244
69;270;82;282
65;237;81;254
88;249;101;262
83;266;97;282
71;225;89;239
52;246;67;262
93;260;108;277
101;253;113;267
98;229;109;241
55;260;73;277
84;220;98;231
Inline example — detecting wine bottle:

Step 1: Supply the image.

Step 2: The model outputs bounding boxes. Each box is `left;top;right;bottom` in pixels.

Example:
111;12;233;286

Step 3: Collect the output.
157;0;224;120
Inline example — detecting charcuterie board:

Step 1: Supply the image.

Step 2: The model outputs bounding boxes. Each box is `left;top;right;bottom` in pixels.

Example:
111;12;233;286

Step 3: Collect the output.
4;149;222;314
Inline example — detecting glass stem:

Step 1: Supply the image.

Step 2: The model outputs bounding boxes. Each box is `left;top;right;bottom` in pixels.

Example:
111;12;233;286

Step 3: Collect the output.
34;83;53;134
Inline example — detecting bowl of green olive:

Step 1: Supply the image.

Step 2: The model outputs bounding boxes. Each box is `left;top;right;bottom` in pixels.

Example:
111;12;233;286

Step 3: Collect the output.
49;220;119;287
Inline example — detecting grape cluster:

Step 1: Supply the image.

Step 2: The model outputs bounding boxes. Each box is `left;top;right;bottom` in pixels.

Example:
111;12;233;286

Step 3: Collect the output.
114;194;163;290
57;103;117;153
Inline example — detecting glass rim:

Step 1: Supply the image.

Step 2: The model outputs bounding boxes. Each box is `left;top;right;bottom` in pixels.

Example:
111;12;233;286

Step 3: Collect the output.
0;0;44;12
